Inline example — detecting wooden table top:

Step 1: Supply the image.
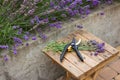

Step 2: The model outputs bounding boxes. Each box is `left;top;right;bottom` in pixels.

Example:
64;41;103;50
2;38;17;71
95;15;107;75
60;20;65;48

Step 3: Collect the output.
42;30;119;79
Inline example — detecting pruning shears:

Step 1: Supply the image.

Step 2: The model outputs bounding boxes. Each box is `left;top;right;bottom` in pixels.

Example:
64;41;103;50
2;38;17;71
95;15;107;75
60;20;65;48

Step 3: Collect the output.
60;38;84;62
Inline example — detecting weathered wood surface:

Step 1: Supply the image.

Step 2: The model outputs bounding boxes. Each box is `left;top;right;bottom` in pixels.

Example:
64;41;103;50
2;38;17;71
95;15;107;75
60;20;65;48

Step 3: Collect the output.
42;30;119;80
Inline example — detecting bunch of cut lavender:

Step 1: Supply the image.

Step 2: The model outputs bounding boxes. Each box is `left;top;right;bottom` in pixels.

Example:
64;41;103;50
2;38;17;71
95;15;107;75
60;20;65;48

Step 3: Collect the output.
87;40;105;56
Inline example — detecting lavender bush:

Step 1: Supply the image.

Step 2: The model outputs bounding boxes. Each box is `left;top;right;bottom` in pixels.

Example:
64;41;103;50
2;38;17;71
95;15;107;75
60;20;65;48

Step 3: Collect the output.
0;0;118;60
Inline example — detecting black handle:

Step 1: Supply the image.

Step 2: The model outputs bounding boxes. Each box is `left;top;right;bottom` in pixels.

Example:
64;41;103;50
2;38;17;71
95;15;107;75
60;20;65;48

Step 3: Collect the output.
60;43;71;62
73;45;84;62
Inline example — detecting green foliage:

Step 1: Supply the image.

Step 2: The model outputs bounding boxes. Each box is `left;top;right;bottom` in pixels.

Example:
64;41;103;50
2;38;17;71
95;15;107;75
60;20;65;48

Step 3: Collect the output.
46;41;67;52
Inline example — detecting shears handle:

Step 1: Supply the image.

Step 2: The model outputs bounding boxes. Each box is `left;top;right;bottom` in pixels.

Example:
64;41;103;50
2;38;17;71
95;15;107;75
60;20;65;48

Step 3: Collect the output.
60;43;71;62
72;45;84;62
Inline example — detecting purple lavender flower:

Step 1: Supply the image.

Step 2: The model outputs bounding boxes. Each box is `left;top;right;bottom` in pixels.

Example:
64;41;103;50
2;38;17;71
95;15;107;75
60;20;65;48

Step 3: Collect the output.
0;45;9;49
25;32;30;35
54;6;60;10
85;9;91;15
69;1;77;9
89;40;97;45
32;36;37;40
100;12;104;15
28;9;35;15
56;24;62;28
17;28;22;34
76;25;83;29
95;43;105;53
75;0;82;4
66;0;73;3
4;55;8;61
34;16;41;23
12;46;17;55
67;9;75;16
92;0;100;6
26;43;29;46
59;0;66;8
23;35;29;40
96;47;105;53
94;52;99;56
13;37;22;44
106;0;113;4
84;5;90;9
42;18;49;23
30;19;35;25
50;2;55;7
73;9;79;15
15;43;20;47
13;49;17;55
61;14;67;17
34;0;40;3
97;43;105;49
13;26;19;29
39;34;47;40
79;8;85;15
23;0;27;4
51;17;57;21
49;22;62;28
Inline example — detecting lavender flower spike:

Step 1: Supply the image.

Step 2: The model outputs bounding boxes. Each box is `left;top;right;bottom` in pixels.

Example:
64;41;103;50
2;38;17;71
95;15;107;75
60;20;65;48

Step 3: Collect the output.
32;36;37;40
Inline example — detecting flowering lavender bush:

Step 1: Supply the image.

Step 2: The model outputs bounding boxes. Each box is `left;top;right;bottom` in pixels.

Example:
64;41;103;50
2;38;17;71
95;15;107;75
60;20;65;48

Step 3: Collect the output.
0;0;118;60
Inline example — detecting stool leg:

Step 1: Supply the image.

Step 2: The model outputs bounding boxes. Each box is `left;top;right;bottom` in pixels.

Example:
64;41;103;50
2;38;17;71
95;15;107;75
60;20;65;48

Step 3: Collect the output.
83;70;101;80
66;72;71;80
93;70;101;80
83;76;93;80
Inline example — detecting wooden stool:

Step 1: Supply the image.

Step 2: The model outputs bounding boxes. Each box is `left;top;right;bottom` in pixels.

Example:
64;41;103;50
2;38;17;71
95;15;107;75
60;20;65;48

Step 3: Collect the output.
43;30;119;80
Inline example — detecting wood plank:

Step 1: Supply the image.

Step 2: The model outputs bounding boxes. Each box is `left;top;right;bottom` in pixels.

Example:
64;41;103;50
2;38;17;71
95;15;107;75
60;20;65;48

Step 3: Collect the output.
98;51;112;59
115;74;120;80
76;30;119;54
65;52;92;72
81;51;104;63
116;46;120;50
43;50;83;78
94;53;119;72
71;51;98;67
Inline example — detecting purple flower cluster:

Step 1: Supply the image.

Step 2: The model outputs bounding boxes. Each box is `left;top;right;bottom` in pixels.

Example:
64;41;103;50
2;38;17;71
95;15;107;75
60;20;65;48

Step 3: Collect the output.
88;40;105;56
49;22;62;28
50;0;100;17
36;28;47;40
76;24;83;29
0;45;9;49
28;9;35;15
17;28;22;34
4;55;8;61
106;0;113;4
32;36;37;40
13;37;23;44
12;46;17;55
23;35;29;40
39;33;47;40
92;0;100;6
30;16;49;25
13;26;19;29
